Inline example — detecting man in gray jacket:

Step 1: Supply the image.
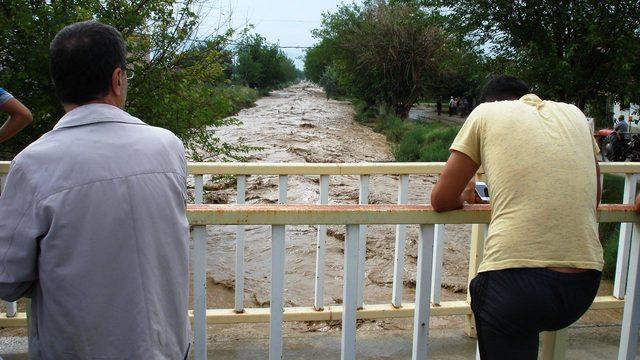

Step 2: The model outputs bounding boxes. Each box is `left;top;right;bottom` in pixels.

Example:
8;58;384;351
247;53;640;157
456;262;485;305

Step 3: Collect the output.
0;21;190;358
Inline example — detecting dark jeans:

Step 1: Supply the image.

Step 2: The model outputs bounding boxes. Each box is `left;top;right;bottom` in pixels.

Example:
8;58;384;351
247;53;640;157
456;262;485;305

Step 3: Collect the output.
469;268;601;360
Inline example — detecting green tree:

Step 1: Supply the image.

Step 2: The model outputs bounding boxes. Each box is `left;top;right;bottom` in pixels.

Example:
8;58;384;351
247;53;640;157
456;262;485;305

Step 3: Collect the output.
426;0;640;119
0;0;254;160
303;39;335;83
234;34;298;91
310;1;448;117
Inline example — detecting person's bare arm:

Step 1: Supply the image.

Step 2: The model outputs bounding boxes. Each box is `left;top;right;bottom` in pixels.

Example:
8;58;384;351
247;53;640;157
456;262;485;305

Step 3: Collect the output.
0;98;32;143
431;150;480;212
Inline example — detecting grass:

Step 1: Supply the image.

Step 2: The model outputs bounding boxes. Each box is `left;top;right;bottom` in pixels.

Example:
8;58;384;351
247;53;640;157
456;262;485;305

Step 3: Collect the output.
358;105;459;162
600;174;630;279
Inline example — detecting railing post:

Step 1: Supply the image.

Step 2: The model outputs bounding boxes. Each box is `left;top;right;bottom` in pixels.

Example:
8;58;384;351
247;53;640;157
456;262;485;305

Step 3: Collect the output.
618;222;640;360
541;329;567;360
278;175;287;204
357;175;370;309
392;175;409;308
430;224;445;305
614;174;637;299
192;225;207;360
465;224;487;337
235;175;246;313
314;175;329;311
194;175;204;204
342;224;360;360
412;224;435;360
270;225;286;360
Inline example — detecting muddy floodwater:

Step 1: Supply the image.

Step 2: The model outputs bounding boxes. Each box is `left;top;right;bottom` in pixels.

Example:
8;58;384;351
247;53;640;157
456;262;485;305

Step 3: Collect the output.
192;82;472;310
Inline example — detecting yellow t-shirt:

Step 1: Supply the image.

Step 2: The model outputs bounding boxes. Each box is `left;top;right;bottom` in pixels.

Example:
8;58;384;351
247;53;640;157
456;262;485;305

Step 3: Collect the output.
450;94;604;273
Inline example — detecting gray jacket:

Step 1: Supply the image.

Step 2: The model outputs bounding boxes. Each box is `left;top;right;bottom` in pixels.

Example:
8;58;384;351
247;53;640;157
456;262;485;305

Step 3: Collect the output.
0;104;190;359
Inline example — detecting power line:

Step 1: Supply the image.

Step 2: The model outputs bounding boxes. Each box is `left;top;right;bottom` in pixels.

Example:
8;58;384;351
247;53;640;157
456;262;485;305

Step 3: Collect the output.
186;38;314;49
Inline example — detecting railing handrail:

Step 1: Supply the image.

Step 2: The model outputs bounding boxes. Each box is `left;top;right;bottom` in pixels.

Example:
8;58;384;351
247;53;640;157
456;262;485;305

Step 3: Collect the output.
2;161;640;360
2;161;640;175
186;203;638;225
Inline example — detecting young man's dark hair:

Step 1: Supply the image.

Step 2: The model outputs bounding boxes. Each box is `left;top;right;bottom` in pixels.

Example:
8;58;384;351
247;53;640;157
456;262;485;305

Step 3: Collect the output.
49;21;126;104
479;75;531;103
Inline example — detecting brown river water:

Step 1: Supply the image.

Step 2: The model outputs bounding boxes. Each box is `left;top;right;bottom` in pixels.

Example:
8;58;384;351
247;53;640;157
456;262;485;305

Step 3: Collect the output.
190;82;472;310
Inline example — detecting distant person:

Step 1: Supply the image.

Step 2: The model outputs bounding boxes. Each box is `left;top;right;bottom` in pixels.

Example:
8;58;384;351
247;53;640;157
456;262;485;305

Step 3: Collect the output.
449;96;455;117
612;115;630;159
0;87;32;143
436;97;442;116
460;97;468;117
615;114;629;139
0;21;190;358
431;75;602;359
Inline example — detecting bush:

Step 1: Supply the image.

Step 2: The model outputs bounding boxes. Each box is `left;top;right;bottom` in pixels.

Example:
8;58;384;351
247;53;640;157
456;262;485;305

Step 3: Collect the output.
319;66;346;99
353;100;378;123
234;34;298;91
376;113;406;143
213;85;259;115
419;139;451;162
393;122;459;162
395;127;423;162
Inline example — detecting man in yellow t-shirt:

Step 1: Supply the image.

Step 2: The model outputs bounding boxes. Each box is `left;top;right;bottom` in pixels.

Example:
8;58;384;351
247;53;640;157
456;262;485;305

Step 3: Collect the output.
431;75;603;359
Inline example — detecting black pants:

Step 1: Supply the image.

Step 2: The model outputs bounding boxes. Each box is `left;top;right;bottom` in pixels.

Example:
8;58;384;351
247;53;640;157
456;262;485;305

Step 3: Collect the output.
469;268;601;360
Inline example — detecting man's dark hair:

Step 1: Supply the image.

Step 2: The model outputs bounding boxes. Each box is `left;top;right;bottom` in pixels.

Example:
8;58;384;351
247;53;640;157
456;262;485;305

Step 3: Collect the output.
50;21;126;104
479;75;531;103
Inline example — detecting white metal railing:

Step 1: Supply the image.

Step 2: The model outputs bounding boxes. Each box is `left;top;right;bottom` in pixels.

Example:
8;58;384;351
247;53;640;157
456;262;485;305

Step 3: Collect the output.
185;204;639;360
183;162;454;322
1;161;640;359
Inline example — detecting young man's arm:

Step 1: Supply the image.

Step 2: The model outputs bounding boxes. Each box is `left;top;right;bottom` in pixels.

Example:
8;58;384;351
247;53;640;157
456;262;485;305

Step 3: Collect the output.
431;150;480;212
0;97;33;143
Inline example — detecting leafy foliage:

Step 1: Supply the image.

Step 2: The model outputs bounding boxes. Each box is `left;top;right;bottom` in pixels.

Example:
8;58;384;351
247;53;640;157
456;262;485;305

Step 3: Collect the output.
306;1;448;117
425;0;640;123
234;34;298;92
303;40;335;84
318;66;346;99
0;0;258;160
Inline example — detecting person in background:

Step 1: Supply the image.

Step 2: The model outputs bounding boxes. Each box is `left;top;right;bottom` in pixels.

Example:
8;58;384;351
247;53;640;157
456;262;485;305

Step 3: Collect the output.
0;87;32;143
449;96;455;116
431;75;602;359
0;21;190;359
436;97;442;116
615;114;629;139
460;97;469;117
614;114;629;158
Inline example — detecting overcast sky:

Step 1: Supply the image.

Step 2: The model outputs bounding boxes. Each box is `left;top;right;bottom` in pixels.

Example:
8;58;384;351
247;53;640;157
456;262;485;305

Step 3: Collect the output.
195;0;351;68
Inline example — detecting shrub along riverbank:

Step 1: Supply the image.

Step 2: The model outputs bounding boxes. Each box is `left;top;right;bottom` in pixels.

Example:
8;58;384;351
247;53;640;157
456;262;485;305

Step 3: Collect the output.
354;101;460;162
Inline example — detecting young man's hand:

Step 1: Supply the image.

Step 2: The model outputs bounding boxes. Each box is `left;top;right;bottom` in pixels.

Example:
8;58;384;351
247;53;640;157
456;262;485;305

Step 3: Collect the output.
635;194;640;213
462;179;478;204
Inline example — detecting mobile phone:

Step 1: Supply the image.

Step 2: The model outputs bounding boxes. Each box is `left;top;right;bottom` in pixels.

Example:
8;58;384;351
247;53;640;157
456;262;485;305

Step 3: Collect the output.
475;181;490;203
